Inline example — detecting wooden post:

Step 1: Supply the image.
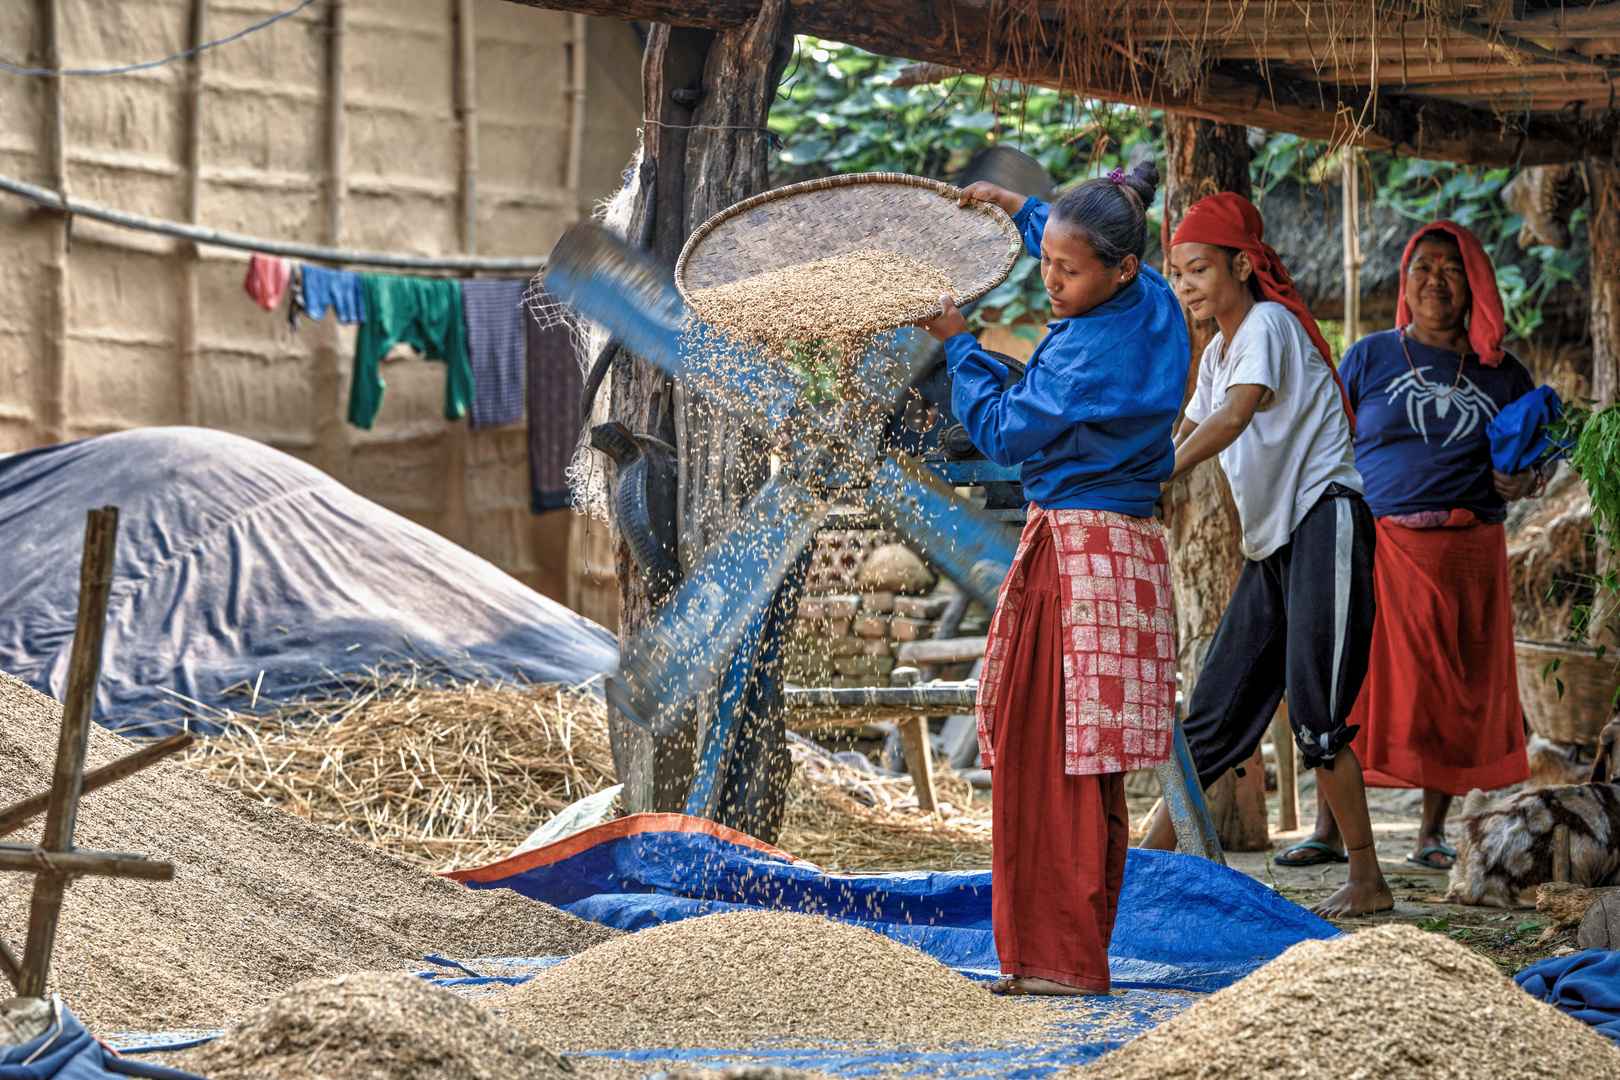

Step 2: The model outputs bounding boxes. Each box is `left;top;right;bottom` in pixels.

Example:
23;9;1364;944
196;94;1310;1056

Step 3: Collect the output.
0;733;193;840
1272;700;1299;832
1553;823;1572;884
1341;146;1361;346
896;716;938;813
1160;115;1268;851
19;507;118;997
608;8;792;830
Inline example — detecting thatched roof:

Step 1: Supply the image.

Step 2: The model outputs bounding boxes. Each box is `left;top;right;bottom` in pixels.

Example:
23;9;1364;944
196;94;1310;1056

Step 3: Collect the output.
510;0;1620;166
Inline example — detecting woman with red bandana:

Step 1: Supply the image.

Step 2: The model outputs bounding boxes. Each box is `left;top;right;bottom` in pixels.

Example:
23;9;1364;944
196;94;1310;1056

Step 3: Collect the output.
1141;191;1393;919
1279;223;1538;873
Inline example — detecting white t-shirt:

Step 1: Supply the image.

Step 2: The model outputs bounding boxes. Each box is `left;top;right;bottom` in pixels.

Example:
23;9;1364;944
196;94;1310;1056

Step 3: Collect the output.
1184;301;1362;561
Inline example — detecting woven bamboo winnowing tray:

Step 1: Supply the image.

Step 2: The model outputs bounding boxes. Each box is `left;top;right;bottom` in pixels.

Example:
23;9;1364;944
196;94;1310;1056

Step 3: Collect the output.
675;173;1023;328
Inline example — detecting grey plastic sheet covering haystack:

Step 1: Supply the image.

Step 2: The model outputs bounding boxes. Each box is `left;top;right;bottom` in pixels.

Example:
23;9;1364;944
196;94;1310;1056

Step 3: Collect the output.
0;427;617;737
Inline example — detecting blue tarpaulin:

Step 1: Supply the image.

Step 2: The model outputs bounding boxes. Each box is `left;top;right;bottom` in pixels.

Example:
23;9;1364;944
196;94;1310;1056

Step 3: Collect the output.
449;813;1342;992
0;427;618;737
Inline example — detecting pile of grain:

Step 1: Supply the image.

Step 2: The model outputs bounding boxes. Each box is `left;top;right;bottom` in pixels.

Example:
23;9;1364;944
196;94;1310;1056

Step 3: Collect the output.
494;910;1055;1051
170;972;580;1080
183;678;615;869
0;672;618;1032
1068;924;1620;1079
688;249;954;349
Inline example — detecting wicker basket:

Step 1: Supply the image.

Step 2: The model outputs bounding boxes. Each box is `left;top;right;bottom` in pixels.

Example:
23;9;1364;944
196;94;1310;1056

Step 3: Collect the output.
1515;639;1620;746
674;172;1023;328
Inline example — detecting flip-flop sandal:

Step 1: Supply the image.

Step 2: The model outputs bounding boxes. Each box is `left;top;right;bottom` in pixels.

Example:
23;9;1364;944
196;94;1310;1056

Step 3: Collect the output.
1273;841;1349;867
1406;846;1456;870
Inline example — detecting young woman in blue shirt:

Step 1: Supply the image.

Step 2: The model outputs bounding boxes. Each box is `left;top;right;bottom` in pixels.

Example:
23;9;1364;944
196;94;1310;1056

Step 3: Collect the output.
917;162;1189;995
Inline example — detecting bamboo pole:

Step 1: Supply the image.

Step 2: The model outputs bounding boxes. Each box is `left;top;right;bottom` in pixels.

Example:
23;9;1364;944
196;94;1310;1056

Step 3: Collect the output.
42;0;69;446
567;13;589;220
19;507;118;997
457;0;479;254
1342;145;1362;345
178;0;208;427
1271;701;1299;832
0;172;541;272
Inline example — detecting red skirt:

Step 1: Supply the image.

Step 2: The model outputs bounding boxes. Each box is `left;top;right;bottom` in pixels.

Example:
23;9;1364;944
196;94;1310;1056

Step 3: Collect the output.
990;526;1128;991
1349;515;1529;795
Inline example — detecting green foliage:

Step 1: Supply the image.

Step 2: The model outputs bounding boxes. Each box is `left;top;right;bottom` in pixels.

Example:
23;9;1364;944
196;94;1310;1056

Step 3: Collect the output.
1253;136;1587;343
768;38;1583;343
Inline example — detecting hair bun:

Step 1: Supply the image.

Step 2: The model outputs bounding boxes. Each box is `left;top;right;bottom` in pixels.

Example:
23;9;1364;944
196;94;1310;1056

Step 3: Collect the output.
1121;160;1160;206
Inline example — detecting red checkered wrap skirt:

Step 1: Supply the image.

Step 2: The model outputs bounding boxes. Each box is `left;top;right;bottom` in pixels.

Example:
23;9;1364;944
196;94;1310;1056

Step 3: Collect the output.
975;506;1177;776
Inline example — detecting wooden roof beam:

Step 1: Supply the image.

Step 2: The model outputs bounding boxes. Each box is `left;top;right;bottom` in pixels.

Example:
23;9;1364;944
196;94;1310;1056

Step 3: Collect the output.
498;0;1620;165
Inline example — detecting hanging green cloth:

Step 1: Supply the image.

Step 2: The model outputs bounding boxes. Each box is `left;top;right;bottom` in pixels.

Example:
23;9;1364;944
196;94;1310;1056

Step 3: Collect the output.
348;274;473;429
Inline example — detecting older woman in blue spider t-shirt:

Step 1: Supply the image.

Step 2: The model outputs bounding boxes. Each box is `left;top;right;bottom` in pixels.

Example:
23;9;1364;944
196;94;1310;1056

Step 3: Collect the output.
1278;222;1542;874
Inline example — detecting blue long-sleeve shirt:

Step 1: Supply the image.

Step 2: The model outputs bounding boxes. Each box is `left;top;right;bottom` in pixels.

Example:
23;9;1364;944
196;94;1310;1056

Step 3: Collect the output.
946;197;1191;517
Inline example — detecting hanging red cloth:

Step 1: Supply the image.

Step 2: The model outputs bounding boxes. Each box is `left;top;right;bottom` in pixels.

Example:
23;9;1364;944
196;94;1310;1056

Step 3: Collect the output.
1169;191;1355;427
988;525;1129;992
1349;512;1529;794
1395;220;1508;367
243;252;291;312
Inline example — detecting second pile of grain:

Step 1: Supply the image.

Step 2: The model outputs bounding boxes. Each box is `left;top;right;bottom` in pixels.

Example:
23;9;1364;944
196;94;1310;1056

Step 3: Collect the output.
170;972;584;1080
688;248;954;349
494;910;1057;1051
1068;923;1619;1080
0;672;618;1032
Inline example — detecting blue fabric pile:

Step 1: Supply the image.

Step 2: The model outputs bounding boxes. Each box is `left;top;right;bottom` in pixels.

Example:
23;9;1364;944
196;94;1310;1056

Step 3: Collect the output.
0;1001;203;1080
1516;949;1620;1045
0;427;617;737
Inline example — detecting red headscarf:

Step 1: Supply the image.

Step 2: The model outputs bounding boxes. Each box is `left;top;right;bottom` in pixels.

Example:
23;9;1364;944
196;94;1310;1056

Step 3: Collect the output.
1396;221;1506;367
1170;191;1354;427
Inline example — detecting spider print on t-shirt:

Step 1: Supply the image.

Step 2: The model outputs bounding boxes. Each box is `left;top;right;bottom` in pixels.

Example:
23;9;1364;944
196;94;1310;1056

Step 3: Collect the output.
1380;365;1502;446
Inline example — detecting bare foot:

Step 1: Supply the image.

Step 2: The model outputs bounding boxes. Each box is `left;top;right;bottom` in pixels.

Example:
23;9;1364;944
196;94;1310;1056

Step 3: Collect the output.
989;977;1108;996
1311;878;1395;918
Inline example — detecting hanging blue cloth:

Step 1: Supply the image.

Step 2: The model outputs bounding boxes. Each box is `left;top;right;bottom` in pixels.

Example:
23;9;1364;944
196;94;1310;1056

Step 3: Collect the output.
1515;949;1620;1045
300;264;367;323
1486;384;1569;474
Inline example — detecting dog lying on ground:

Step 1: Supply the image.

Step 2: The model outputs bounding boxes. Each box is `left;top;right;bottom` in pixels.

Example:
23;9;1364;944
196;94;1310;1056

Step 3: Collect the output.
1446;715;1620;907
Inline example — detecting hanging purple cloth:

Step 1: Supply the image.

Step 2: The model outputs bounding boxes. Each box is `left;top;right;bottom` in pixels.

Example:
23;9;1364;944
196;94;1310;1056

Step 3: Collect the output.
527;299;582;512
462;279;529;430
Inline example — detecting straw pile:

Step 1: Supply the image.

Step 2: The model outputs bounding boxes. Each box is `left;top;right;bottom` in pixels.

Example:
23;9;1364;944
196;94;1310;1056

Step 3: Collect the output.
779;738;991;872
171;972;582;1080
1067;924;1620;1080
493;910;1056;1051
688;248;953;349
185;679;988;873
183;678;615;870
0;671;618;1032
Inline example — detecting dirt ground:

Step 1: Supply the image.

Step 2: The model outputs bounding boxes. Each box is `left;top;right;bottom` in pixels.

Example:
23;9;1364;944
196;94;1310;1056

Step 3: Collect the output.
1117;780;1573;977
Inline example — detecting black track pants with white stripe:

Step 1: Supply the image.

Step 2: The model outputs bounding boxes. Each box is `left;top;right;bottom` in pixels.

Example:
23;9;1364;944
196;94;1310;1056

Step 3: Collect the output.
1182;484;1377;787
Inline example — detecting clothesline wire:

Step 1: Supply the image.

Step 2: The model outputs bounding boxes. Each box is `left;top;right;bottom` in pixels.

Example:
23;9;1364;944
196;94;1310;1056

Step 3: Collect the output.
0;0;318;77
0;169;544;273
641;117;782;147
